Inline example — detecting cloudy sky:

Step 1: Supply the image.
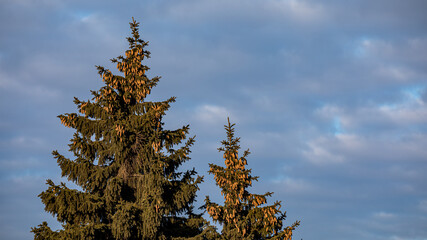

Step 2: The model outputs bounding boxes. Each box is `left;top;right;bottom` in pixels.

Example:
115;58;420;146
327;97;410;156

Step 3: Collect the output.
1;0;427;239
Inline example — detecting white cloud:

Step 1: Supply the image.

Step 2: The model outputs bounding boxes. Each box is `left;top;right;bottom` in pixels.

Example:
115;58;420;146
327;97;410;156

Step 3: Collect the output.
0;70;60;101
379;89;427;125
72;10;94;23
363;37;427;64
372;211;395;219
315;86;427;134
303;136;346;164
387;165;419;180
351;37;427;84
270;0;326;23
0;158;41;170
303;131;427;164
194;104;231;125
375;65;418;82
164;0;327;25
389;235;427;240
352;37;373;57
272;176;314;194
418;200;427;212
0;136;50;155
2;1;427;239
10;136;46;148
4;0;63;8
315;104;342;119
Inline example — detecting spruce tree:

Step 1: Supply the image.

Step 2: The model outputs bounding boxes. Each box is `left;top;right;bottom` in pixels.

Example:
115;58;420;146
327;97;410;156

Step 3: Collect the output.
32;18;214;240
205;118;300;240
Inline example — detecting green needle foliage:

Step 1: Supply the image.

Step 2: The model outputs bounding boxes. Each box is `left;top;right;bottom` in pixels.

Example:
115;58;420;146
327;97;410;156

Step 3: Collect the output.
205;118;300;239
32;18;215;240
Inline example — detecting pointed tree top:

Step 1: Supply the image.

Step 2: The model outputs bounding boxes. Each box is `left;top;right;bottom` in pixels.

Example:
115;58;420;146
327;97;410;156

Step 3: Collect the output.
127;17;146;49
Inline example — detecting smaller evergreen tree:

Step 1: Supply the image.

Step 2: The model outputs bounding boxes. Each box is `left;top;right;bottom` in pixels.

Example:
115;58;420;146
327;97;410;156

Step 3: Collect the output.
205;118;300;240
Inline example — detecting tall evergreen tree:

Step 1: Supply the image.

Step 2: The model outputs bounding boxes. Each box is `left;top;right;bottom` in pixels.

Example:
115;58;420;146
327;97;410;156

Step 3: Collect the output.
205;118;300;240
32;18;214;240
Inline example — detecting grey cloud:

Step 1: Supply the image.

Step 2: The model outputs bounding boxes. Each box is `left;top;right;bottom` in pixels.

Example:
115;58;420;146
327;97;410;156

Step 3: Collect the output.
1;0;427;239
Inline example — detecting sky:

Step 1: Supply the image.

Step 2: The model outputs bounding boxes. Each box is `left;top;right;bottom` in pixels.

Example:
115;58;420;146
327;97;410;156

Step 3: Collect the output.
1;0;427;239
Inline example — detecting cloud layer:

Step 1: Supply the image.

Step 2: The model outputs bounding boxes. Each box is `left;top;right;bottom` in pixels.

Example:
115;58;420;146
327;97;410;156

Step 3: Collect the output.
1;0;426;239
